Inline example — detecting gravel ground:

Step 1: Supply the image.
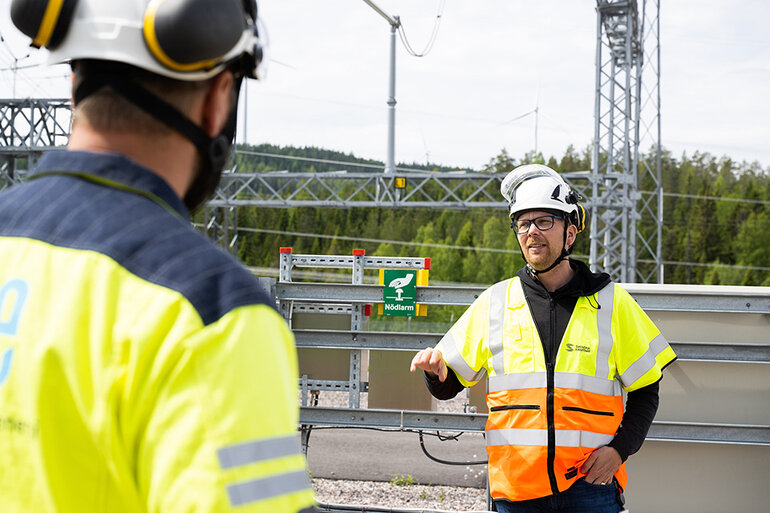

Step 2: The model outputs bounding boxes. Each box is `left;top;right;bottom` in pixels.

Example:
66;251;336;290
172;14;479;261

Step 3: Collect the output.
303;390;491;512
313;477;490;512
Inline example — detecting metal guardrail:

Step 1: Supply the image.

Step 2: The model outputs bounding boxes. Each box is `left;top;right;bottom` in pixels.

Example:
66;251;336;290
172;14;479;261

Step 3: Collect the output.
277;282;770;313
292;329;770;364
299;407;770;447
281;277;770;448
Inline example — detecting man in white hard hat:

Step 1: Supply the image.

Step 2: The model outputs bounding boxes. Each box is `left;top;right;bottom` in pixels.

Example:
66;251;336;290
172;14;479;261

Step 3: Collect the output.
411;164;676;512
1;1;316;512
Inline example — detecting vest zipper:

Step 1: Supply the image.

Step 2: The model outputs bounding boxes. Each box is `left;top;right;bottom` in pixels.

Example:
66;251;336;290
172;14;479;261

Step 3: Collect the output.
546;296;559;495
546;360;558;495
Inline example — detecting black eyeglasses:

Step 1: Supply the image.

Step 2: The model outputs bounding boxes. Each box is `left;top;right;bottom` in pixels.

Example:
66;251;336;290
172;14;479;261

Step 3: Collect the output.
512;214;560;234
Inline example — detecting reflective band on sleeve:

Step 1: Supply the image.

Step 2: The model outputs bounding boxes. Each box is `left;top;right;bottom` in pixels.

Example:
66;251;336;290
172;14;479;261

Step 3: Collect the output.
486;428;548;447
227;470;311;507
595;283;615;380
218;434;302;470
554;372;621;397
488;280;511;376
555;429;615;448
440;331;486;383
620;333;670;387
488;372;546;393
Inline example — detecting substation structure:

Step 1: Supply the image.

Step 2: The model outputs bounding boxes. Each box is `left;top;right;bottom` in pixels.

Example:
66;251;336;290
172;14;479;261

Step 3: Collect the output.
2;0;662;285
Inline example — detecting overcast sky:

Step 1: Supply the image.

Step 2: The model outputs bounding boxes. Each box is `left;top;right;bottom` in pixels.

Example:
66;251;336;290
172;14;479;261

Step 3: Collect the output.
2;0;768;171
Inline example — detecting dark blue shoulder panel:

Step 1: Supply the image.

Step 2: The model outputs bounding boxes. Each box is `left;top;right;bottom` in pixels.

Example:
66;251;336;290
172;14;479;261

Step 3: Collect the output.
0;174;274;326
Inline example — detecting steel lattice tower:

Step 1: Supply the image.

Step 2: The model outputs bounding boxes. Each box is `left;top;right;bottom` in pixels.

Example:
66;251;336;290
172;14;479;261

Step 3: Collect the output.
1;2;663;283
591;0;662;283
0;98;71;189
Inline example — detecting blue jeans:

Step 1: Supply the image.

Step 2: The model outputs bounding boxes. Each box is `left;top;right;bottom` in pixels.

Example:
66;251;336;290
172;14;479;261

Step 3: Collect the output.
494;479;623;513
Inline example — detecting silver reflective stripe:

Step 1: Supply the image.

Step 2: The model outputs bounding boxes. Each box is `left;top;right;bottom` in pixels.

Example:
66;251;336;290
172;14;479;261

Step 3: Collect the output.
620;333;670;387
488;372;546;393
554;372;621;397
486;428;614;449
227;470;311;507
488;279;511;376
439;331;487;383
556;429;615;448
486;428;548;447
595;283;615;380
218;435;302;470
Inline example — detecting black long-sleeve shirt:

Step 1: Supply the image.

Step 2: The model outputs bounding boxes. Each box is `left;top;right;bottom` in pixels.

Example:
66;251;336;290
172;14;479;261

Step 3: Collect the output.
425;259;660;461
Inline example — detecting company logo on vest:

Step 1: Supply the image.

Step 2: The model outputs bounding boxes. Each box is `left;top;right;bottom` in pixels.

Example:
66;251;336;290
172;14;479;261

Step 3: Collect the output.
565;343;591;353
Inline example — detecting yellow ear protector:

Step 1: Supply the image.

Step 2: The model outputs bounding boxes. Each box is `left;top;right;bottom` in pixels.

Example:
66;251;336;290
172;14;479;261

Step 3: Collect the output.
143;0;255;74
573;204;587;233
10;0;262;77
10;0;78;49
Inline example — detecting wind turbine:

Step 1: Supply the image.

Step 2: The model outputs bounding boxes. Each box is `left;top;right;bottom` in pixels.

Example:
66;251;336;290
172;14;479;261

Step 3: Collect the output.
501;86;541;154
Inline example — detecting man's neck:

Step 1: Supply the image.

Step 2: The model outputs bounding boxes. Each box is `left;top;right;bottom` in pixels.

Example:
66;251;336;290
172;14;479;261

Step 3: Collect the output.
67;121;196;199
533;259;575;292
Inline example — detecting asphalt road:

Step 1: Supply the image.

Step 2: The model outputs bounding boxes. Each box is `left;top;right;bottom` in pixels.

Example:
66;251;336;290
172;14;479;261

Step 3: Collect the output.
304;426;488;488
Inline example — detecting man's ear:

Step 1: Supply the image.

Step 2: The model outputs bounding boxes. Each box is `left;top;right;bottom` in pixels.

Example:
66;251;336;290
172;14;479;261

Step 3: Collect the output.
566;224;578;250
201;71;235;137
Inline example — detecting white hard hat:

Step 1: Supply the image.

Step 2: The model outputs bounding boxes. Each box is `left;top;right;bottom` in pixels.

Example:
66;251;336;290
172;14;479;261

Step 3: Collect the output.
10;0;263;81
501;164;577;217
500;164;586;232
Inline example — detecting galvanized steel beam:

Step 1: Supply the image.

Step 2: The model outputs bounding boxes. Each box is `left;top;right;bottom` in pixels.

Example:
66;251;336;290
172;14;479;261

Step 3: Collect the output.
299;407;770;446
276;282;770;314
292;330;770;364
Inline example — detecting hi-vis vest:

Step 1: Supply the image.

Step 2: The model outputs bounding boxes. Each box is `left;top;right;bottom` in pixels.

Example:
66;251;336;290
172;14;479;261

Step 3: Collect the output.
0;152;316;513
438;277;676;502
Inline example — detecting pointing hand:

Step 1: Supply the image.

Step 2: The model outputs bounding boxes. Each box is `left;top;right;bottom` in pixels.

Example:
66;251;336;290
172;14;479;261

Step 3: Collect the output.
409;348;448;382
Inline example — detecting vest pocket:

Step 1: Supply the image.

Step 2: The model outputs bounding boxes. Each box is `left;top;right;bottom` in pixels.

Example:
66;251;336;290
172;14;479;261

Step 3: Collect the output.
490;404;541;412
562;406;614;416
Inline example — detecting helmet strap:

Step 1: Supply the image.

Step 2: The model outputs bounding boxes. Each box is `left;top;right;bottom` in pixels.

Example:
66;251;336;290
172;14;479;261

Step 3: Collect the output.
74;73;239;212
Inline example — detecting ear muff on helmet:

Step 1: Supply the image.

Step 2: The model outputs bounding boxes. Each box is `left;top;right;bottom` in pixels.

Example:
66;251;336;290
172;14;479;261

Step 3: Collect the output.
143;0;262;76
570;204;587;234
10;0;78;49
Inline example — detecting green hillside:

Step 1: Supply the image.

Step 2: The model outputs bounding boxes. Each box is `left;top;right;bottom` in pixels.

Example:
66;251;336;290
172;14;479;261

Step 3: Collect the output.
227;143;770;287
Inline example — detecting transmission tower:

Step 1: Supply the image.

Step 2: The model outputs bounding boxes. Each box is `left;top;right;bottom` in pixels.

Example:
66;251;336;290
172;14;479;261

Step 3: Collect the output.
591;0;662;283
0;98;71;189
1;3;663;283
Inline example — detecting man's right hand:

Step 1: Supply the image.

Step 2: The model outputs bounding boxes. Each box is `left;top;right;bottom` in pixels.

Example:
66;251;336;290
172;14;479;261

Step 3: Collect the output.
409;348;448;382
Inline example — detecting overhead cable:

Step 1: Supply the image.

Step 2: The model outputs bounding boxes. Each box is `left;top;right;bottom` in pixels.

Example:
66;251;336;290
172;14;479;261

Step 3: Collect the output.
397;0;446;57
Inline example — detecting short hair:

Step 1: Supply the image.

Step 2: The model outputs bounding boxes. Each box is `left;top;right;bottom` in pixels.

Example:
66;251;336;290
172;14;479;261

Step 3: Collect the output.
71;60;212;136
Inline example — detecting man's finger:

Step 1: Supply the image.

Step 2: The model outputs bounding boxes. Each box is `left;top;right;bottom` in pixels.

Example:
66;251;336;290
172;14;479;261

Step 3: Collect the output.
437;360;447;382
410;350;428;372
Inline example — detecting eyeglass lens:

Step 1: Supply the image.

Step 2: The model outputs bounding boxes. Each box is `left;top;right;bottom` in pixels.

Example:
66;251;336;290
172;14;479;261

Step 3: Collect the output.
515;215;555;234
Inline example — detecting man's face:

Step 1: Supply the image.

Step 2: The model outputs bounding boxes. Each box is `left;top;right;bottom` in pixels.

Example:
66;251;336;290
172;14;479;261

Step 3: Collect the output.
515;210;571;271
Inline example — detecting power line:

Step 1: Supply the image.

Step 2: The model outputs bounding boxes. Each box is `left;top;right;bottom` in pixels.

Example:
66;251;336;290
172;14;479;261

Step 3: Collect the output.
397;0;446;57
661;191;770;206
229;226;770;273
233;149;471;174
233;226;532;255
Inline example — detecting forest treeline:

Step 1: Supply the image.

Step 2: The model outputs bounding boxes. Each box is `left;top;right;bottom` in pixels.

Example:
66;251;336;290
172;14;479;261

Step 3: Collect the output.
227;143;770;287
